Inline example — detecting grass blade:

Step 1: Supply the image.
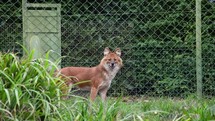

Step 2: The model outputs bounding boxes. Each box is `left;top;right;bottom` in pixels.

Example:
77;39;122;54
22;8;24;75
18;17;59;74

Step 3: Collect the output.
15;88;20;106
4;89;11;105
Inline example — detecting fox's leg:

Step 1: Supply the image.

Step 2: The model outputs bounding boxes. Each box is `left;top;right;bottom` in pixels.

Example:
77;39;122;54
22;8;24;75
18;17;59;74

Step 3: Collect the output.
99;88;109;112
61;83;71;99
99;88;108;102
61;78;74;99
90;87;99;101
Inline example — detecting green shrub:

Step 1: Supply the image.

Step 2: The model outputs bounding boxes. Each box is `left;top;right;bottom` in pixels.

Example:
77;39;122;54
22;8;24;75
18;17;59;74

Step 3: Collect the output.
153;78;190;97
0;51;63;120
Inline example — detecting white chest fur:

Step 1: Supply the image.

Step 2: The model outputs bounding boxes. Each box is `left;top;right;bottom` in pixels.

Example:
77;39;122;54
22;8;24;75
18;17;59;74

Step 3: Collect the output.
98;68;119;90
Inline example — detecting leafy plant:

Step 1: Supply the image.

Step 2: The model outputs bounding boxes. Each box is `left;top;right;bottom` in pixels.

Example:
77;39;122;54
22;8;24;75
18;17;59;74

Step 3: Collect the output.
0;50;64;120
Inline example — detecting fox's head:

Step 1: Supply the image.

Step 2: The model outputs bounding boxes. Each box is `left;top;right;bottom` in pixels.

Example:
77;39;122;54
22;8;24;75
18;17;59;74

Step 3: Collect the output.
101;47;123;71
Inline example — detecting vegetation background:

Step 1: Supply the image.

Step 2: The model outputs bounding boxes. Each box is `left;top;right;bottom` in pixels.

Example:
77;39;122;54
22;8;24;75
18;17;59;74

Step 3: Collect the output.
0;0;214;97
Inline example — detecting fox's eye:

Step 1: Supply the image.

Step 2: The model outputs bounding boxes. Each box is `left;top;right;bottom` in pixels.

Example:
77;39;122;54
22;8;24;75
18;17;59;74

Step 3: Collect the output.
114;59;116;61
108;59;111;61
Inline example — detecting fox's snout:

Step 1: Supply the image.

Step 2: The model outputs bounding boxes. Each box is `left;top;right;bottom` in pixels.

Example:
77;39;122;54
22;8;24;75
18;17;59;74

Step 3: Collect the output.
103;58;119;70
111;62;115;67
108;60;117;69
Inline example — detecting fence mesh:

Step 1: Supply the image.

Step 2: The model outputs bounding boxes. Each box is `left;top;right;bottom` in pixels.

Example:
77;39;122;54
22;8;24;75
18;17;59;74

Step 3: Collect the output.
0;0;214;97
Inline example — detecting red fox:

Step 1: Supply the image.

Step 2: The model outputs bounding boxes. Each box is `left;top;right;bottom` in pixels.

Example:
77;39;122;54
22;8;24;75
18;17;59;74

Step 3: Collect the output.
58;47;123;101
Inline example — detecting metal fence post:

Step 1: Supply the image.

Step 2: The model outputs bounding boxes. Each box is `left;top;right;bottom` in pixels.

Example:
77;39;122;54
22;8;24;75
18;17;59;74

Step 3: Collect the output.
196;0;202;99
22;0;27;54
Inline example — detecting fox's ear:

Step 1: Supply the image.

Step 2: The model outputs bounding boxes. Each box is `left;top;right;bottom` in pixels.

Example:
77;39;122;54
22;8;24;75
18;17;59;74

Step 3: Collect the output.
115;48;121;57
104;47;110;56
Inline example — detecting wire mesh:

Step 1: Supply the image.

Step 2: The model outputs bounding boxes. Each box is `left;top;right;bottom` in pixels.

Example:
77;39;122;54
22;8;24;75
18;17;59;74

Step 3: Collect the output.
0;0;214;97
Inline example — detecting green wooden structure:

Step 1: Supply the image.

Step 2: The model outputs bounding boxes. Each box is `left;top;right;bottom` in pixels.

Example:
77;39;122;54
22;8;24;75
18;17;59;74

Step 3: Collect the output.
22;3;61;65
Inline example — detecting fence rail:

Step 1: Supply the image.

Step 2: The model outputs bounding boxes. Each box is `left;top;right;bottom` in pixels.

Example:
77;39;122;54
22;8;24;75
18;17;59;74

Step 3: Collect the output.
0;0;214;97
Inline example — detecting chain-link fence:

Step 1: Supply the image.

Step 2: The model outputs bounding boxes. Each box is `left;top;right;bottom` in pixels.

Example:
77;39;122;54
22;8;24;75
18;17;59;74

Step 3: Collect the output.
0;0;214;98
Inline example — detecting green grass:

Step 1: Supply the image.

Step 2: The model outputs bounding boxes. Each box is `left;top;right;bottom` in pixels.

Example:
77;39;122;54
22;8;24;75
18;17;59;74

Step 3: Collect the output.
1;50;215;121
60;96;215;121
114;97;215;121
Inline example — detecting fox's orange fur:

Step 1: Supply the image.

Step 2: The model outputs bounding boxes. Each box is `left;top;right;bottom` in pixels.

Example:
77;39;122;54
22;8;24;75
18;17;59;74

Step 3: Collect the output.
57;47;123;101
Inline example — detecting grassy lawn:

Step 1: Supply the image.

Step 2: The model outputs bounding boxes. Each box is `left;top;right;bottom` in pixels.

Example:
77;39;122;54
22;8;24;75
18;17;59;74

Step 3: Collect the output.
115;96;215;121
61;95;215;121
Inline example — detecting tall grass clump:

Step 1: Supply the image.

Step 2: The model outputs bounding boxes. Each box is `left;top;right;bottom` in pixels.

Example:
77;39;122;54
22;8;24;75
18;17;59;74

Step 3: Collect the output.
0;50;65;120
